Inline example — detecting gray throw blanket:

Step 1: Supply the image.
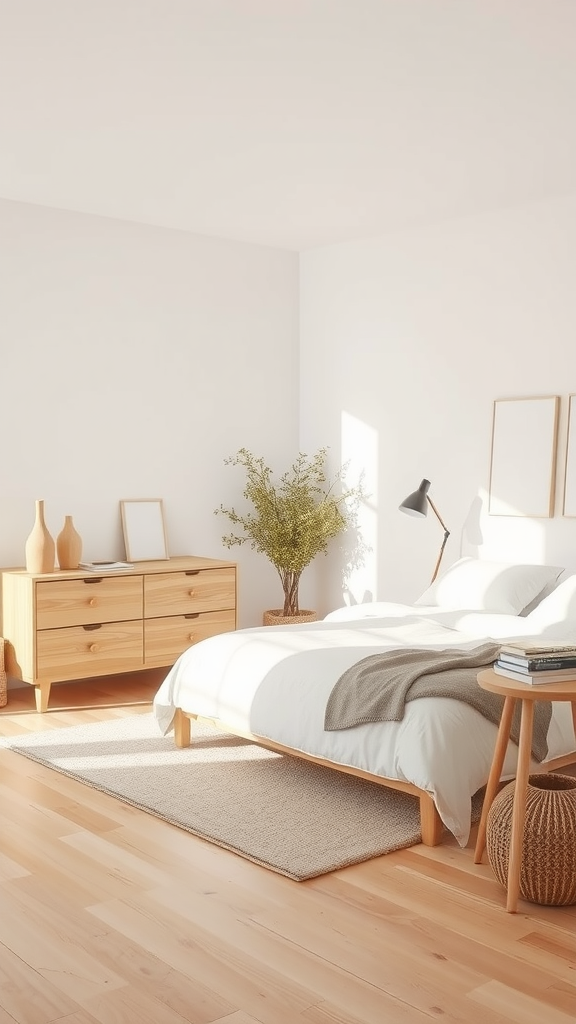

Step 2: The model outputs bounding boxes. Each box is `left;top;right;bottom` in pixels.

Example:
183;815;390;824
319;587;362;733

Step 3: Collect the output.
324;642;552;762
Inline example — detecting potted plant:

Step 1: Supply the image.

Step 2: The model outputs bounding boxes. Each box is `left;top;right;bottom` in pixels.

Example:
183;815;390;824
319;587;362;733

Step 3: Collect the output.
216;447;363;624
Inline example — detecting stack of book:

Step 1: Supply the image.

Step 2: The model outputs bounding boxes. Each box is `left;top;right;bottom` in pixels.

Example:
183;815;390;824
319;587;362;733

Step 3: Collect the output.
494;641;576;684
78;560;134;573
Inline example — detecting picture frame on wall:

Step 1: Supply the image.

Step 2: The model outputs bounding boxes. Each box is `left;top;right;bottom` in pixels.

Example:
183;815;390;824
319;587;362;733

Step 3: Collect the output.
563;394;576;516
120;499;169;561
488;395;560;518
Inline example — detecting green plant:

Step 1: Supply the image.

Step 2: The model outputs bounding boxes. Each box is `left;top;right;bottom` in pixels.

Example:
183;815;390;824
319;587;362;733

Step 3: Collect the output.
216;447;363;617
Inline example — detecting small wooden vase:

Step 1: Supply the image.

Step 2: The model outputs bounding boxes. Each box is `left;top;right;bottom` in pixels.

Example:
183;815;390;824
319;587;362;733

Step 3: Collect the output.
25;499;56;573
56;515;82;570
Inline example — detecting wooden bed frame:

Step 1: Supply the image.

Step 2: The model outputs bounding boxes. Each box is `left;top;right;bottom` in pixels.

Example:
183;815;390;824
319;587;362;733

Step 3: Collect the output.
172;706;576;849
172;706;446;846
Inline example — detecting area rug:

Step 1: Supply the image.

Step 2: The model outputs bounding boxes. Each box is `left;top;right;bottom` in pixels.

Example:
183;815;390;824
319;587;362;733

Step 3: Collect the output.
3;713;457;881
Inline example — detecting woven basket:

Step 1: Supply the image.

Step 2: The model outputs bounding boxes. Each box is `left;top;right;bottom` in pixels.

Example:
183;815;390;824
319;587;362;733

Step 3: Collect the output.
0;637;7;708
262;609;318;627
486;773;576;906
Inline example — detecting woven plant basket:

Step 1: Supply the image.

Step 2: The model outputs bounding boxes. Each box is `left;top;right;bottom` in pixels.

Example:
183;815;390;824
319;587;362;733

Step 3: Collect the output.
486;773;576;906
0;637;7;708
262;609;318;627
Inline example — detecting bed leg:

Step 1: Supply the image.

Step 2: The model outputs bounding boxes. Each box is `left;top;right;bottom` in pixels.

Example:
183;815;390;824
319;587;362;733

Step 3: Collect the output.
419;793;444;846
173;708;191;748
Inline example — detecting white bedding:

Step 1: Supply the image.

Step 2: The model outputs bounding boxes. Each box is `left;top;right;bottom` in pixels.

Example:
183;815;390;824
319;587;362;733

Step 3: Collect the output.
153;608;576;847
323;601;542;637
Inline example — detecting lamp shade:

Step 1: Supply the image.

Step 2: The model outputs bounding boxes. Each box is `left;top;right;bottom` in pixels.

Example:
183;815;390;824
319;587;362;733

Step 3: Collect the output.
399;479;431;518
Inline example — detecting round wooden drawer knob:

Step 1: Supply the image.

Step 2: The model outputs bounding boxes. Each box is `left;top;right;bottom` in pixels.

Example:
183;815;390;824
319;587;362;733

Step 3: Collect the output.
188;590;195;598
188;634;195;642
89;643;99;653
89;598;97;607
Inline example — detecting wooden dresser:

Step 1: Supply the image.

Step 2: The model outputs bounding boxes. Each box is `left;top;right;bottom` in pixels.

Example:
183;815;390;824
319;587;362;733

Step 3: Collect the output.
1;555;237;711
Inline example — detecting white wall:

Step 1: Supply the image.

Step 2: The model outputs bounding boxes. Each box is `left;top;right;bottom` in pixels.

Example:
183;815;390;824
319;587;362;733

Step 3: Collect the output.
300;192;576;613
6;189;576;631
1;199;299;627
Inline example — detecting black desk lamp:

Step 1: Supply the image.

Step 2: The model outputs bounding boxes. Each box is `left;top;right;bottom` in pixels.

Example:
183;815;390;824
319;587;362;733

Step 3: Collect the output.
399;478;450;584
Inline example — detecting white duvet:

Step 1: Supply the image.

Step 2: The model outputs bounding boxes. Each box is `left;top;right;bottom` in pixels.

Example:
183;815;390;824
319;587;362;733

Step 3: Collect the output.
153;607;576;847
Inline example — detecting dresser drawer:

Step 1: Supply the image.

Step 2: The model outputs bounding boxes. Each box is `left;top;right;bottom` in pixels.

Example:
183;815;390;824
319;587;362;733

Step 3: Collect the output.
144;568;236;618
36;620;144;681
144;610;236;667
36;576;143;629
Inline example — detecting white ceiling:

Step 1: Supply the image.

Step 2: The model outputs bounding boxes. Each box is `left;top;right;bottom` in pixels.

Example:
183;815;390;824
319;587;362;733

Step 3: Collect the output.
2;0;576;250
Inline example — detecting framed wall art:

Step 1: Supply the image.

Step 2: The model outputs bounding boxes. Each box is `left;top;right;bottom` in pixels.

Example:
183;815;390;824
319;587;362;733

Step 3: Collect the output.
563;393;576;516
488;395;559;518
120;499;169;561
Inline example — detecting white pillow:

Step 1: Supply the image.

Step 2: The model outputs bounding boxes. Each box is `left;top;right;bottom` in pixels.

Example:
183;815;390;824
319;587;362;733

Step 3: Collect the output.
525;573;576;629
414;558;563;615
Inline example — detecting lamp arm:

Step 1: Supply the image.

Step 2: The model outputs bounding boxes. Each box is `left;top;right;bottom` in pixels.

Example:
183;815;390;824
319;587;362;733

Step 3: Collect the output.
427;496;449;534
427;495;451;584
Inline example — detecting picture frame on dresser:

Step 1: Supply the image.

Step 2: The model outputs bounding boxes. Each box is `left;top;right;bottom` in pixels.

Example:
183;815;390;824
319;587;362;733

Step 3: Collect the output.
120;498;169;561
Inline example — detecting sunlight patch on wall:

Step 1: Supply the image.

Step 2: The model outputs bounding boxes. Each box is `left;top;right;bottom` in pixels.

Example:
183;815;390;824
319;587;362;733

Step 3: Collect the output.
341;411;378;605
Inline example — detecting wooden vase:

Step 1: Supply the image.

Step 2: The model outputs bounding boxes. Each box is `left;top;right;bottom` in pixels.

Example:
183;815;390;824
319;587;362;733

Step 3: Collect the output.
25;499;56;574
56;515;82;570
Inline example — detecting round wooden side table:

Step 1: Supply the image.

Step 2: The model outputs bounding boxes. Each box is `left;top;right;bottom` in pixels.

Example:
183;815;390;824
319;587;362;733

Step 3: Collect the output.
474;668;576;913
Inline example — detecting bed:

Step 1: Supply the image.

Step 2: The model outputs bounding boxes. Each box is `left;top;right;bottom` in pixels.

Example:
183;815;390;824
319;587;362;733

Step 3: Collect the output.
153;558;576;848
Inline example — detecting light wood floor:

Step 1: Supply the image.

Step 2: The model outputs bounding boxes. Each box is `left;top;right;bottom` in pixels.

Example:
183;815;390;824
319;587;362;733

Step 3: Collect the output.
1;676;576;1024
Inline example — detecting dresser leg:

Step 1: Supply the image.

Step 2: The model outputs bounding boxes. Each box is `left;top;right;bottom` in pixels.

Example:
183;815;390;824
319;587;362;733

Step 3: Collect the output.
34;681;52;713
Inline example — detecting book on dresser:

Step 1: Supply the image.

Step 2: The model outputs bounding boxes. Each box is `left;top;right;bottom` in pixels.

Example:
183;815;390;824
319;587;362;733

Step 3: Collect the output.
78;560;135;572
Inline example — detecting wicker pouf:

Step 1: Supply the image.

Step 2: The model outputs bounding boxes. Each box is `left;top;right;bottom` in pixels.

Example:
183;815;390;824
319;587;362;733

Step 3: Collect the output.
486;773;576;906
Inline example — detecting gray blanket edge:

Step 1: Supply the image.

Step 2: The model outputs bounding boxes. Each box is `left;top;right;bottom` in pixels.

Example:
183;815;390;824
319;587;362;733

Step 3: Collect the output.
323;642;551;762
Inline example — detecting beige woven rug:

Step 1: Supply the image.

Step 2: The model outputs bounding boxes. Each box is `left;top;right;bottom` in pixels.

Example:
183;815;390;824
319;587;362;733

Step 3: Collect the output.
4;712;450;880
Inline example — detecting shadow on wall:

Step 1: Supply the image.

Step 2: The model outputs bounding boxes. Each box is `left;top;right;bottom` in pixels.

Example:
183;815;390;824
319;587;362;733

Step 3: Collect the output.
340;520;373;608
460;496;484;558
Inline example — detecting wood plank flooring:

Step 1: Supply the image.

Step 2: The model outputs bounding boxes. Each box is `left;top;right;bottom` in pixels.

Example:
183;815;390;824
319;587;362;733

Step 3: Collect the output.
1;675;575;1024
